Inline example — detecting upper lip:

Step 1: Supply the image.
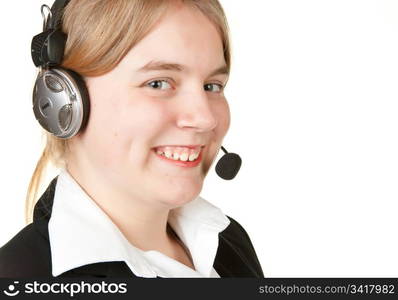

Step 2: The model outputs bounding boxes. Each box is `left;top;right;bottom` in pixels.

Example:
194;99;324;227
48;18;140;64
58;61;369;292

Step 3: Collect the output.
153;144;205;149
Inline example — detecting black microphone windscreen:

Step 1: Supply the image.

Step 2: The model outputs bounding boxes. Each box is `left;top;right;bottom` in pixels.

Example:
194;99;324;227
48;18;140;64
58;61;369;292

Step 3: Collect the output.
215;153;242;180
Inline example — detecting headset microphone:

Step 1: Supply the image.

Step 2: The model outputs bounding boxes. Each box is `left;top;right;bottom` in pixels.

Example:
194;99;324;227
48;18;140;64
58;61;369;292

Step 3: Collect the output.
215;146;242;180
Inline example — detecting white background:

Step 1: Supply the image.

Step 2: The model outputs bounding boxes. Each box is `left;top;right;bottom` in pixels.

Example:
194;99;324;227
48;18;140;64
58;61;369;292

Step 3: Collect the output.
0;0;397;277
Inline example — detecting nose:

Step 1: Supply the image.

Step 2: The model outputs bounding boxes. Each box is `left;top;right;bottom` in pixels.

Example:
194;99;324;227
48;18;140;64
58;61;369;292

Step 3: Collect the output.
176;88;218;132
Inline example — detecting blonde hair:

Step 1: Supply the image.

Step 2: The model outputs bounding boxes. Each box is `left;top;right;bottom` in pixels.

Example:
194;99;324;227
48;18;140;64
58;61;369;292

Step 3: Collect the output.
25;0;232;223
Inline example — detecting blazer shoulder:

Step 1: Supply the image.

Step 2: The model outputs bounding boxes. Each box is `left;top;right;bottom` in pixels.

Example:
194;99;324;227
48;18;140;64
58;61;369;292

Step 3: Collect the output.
0;223;52;277
219;215;265;277
223;216;259;249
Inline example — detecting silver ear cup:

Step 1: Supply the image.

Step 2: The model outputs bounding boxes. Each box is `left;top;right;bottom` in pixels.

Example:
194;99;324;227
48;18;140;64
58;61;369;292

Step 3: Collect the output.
32;68;85;138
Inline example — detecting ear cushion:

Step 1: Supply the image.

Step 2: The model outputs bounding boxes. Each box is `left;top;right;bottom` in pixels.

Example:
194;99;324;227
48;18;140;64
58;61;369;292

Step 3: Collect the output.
62;68;91;133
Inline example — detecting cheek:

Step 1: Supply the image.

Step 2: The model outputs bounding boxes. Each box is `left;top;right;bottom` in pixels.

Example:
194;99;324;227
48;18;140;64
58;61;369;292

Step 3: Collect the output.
81;111;123;169
79;81;129;166
214;99;231;136
87;94;173;165
85;79;124;132
120;98;172;134
201;100;231;172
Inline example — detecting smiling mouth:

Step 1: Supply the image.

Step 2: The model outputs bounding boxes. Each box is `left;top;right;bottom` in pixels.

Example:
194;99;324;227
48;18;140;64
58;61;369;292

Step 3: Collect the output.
152;146;204;167
154;147;203;160
152;145;204;161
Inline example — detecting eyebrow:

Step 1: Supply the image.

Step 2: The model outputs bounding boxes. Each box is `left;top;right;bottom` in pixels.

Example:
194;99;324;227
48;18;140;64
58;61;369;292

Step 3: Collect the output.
136;60;229;77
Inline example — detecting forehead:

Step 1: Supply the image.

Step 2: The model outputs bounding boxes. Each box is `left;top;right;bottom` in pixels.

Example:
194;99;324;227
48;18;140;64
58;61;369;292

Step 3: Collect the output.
118;3;226;75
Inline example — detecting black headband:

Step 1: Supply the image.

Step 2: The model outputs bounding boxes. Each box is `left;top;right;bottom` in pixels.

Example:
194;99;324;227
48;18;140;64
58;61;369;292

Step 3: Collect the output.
47;0;71;30
31;0;70;67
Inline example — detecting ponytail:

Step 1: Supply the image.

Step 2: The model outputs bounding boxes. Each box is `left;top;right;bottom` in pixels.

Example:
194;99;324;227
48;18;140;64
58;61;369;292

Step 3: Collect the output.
25;132;67;223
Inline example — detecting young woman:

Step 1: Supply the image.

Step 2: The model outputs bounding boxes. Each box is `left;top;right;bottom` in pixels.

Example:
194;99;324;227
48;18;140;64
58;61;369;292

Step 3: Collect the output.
0;0;264;278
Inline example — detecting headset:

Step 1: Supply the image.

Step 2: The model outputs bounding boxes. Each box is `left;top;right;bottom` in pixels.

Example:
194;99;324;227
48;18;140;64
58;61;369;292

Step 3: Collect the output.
31;0;241;180
31;0;88;139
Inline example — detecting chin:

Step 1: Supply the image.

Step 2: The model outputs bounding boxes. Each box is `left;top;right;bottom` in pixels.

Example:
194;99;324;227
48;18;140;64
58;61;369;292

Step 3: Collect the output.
160;182;203;208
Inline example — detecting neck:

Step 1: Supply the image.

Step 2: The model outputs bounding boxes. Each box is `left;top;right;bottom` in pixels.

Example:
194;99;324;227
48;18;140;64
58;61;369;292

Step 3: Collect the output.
65;161;175;252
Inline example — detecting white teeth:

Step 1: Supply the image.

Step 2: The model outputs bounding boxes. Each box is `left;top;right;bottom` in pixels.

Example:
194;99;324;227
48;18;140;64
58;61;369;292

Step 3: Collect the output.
155;147;201;162
164;150;172;158
180;152;189;161
189;152;199;161
172;152;180;160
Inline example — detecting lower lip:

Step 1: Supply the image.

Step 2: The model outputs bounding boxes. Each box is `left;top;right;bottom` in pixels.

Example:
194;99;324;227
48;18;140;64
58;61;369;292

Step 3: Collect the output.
153;149;203;167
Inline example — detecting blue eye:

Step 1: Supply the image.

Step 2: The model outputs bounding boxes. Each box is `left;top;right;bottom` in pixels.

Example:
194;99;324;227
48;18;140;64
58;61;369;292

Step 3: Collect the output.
145;80;224;93
147;80;172;90
204;83;224;93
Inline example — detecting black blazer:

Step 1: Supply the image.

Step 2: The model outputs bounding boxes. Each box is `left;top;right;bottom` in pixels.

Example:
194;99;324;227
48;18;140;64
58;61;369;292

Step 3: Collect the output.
0;177;264;278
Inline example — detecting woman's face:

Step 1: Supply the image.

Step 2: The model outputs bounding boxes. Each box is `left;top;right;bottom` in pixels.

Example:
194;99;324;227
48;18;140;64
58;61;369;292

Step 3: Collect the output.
73;4;230;208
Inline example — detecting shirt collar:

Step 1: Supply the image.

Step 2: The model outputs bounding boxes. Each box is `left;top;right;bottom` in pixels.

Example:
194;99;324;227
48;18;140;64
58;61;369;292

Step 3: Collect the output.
48;169;230;277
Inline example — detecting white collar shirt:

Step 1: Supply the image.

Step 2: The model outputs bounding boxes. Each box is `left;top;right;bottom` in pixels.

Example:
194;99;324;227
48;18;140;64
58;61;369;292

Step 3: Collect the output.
48;169;231;278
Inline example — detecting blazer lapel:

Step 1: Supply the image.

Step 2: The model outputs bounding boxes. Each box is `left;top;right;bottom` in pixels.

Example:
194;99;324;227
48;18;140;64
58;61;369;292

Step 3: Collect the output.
214;220;264;278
